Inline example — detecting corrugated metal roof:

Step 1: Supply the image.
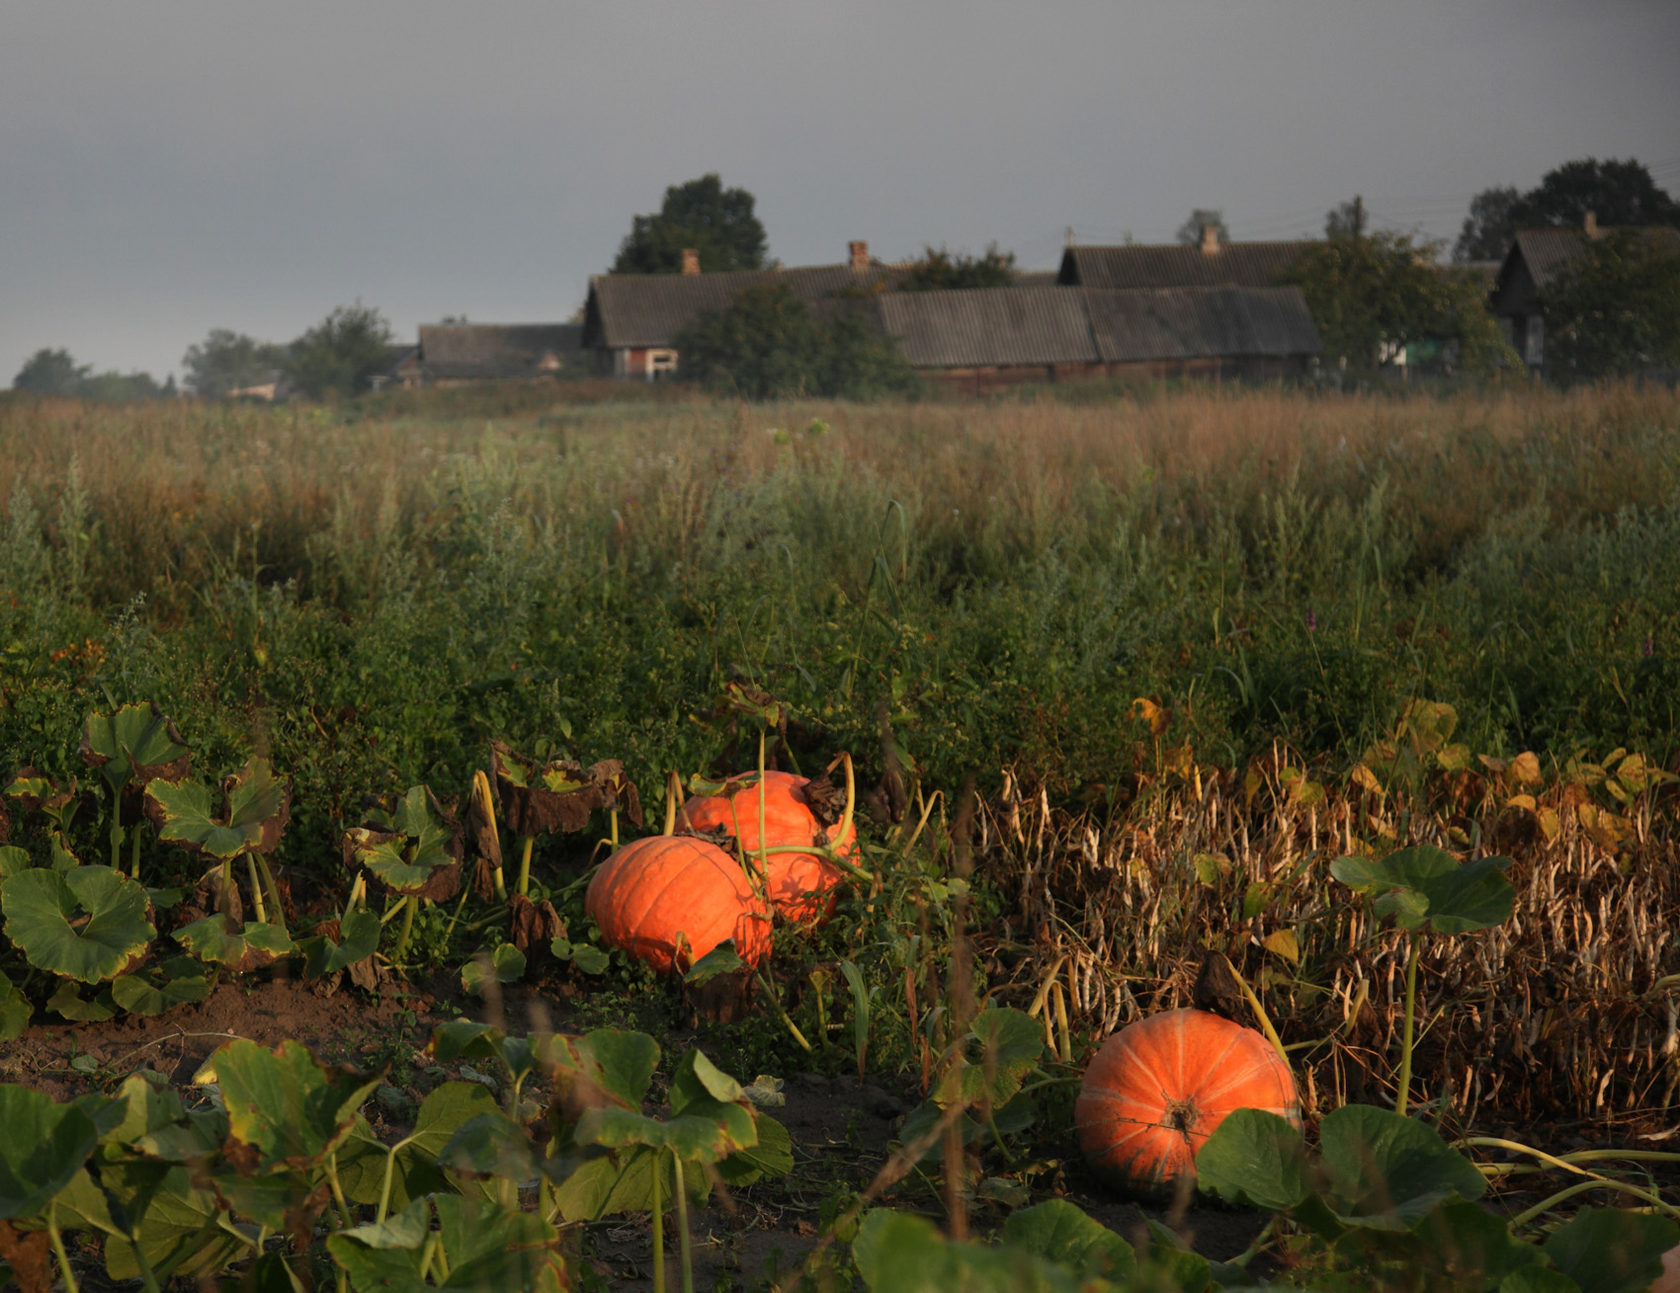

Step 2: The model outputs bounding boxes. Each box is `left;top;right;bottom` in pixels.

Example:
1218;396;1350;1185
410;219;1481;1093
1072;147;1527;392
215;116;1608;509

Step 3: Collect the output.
586;263;909;349
418;324;582;378
1086;287;1322;362
1058;241;1313;290
874;287;1099;367
874;286;1320;368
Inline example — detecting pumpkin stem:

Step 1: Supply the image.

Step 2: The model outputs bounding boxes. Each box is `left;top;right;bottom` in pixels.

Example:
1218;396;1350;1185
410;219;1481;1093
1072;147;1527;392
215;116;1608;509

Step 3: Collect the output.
471;770;505;901
1164;1097;1199;1142
663;772;683;835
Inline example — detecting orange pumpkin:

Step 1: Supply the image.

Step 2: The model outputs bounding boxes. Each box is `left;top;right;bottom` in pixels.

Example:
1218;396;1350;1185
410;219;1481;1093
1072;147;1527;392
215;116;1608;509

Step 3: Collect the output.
1074;1008;1299;1193
678;770;855;923
584;836;772;974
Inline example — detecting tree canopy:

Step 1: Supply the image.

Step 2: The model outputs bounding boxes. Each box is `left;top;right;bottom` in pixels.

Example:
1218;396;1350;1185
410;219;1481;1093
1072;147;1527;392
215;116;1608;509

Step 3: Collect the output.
610;173;769;275
12;348;89;394
900;244;1016;291
182;329;290;398
673;282;912;400
1175;209;1229;245
283;304;394;400
12;348;169;400
1539;230;1680;382
1453;158;1680;264
1290;231;1513;373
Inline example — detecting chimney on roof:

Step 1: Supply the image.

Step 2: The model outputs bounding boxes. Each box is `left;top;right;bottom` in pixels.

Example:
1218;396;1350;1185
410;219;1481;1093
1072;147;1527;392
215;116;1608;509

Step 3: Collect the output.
1583;211;1599;239
848;240;869;271
1200;224;1221;255
680;248;700;275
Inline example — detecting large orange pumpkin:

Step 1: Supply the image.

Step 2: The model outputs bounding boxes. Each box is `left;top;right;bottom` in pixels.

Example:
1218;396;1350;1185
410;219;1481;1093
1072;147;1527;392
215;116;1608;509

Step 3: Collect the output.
585;836;772;974
678;770;855;923
1074;1008;1299;1193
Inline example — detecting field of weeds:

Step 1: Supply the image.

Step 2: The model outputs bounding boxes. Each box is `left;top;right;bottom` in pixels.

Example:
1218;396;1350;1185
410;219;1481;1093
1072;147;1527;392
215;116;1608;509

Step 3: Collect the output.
3;381;1680;1289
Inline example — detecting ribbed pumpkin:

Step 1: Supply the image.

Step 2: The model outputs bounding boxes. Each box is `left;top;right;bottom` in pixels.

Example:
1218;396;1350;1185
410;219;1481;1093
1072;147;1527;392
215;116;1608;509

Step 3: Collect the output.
585;835;772;974
1074;1008;1299;1193
677;770;855;923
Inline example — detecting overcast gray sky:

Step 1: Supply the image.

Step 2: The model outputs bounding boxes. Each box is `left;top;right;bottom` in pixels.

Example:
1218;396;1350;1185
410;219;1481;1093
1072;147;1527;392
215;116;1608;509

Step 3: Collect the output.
4;1;1677;385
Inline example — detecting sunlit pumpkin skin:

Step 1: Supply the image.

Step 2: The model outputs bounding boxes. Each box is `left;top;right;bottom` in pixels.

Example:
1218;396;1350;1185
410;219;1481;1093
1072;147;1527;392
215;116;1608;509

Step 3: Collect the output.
1074;1008;1299;1194
678;771;855;923
585;836;772;974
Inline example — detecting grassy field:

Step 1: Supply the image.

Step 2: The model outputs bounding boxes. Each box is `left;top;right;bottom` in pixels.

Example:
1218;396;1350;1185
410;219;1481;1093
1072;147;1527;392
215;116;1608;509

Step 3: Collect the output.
5;381;1680;1286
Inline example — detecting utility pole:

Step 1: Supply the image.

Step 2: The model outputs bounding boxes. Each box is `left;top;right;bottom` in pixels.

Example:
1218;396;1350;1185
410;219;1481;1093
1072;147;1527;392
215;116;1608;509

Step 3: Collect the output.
1353;195;1365;240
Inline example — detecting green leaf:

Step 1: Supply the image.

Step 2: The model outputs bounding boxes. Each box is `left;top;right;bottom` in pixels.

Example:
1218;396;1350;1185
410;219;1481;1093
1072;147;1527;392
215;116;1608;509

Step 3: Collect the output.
933;1007;1044;1110
337;1082;499;1211
547;1028;661;1118
300;908;382;979
669;1048;747;1111
100;1163;246;1283
436;1111;541;1181
462;943;526;995
1000;1198;1136;1282
81;703;190;793
1333;847;1515;934
1196;1107;1312;1212
1318;1104;1486;1230
0;864;154;981
0;1085;100;1218
144;758;289;860
683;942;747;985
174;915;294;971
213;1038;386;1171
717;1112;793;1187
569;943;609;974
110;966;211;1015
432;1193;568;1290
348;785;462;900
1542;1208;1680;1293
0;845;31;879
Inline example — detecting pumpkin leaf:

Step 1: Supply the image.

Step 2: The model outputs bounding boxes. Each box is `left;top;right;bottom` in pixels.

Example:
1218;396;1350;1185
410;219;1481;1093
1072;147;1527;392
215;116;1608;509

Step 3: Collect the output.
110;959;211;1015
213;1038;386;1173
999;1198;1137;1282
491;741;642;837
716;1112;793;1187
546;1028;661;1119
173;915;294;970
81;702;191;797
1195;1107;1312;1212
0;1085;101;1219
436;1110;541;1182
1332;846;1515;935
461;943;525;995
345;786;461;901
1317;1104;1486;1230
299;908;383;979
933;1007;1045;1110
144;757;289;860
1542;1208;1680;1293
0;864;154;981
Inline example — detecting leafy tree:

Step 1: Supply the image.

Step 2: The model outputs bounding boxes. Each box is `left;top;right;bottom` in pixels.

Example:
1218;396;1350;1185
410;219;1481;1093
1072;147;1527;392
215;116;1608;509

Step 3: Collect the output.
1453;186;1522;263
1290;231;1514;372
1453;160;1679;266
901;244;1017;291
1511;158;1680;232
181;329;290;398
1323;197;1367;241
1175;208;1229;245
12;349;169;400
12;347;89;394
673;282;912;400
1539;230;1680;382
283;303;394;400
610;173;768;275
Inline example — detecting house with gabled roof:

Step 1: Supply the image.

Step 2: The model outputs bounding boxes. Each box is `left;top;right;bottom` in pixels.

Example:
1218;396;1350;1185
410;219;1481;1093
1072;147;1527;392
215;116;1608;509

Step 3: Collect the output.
871;284;1321;391
1058;225;1314;291
582;241;909;379
1489;214;1680;370
393;324;583;387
